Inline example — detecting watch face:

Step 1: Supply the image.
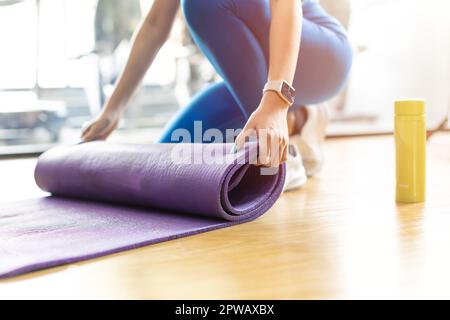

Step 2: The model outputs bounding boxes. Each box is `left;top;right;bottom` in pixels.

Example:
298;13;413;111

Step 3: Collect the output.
281;82;296;104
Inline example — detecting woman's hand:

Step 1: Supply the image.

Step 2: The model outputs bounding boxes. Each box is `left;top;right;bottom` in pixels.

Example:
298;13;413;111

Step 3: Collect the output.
234;0;301;167
81;109;121;142
235;92;290;167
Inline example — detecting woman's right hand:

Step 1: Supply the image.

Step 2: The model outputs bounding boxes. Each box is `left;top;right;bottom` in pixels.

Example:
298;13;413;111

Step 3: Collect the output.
81;109;121;143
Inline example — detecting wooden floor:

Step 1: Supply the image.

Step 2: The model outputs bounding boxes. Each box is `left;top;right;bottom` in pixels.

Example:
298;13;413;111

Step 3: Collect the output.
0;134;449;299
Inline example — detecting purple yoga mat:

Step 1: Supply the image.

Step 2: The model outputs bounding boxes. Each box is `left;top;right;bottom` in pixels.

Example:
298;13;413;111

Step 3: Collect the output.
0;142;285;278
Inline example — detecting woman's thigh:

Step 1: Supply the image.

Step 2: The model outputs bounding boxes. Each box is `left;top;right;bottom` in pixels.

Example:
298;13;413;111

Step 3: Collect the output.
293;1;353;105
159;0;354;142
216;0;353;106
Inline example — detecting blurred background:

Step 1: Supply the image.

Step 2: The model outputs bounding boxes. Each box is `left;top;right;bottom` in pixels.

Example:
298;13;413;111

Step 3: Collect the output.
0;0;449;155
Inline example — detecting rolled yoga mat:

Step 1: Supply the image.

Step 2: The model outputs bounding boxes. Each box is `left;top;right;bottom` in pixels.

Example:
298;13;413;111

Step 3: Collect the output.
0;142;285;278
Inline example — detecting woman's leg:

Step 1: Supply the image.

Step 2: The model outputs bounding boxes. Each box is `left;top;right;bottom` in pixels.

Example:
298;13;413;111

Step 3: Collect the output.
159;0;272;142
157;82;246;143
159;0;353;142
293;0;353;105
180;0;273;119
181;0;352;110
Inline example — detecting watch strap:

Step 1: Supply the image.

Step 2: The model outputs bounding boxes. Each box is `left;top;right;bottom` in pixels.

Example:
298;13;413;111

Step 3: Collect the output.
263;80;296;105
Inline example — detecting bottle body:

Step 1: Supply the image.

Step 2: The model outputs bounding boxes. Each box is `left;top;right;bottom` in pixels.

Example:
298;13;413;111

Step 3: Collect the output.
395;100;426;203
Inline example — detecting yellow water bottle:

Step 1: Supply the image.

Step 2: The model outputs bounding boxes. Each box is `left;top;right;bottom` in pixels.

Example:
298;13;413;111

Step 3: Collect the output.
395;99;426;203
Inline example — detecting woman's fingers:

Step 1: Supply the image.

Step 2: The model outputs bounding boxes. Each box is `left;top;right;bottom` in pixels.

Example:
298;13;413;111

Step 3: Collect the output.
271;129;286;168
82;120;108;142
98;123;118;141
236;127;288;168
80;121;94;139
258;129;271;167
81;125;99;142
234;130;246;152
281;139;288;163
81;121;93;135
259;129;285;168
80;111;120;143
235;127;256;151
279;137;286;165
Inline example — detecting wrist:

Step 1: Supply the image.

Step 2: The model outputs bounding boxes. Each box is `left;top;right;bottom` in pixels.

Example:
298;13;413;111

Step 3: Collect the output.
263;80;296;107
261;91;291;111
104;99;125;117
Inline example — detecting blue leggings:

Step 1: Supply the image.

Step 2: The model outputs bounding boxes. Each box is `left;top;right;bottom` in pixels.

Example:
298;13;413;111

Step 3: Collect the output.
158;0;353;143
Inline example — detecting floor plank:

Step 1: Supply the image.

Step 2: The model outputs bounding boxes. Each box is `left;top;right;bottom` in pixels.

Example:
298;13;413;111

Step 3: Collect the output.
0;134;449;299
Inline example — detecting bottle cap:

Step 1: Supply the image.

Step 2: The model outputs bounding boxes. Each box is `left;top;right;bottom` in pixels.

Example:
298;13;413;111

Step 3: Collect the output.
395;99;425;116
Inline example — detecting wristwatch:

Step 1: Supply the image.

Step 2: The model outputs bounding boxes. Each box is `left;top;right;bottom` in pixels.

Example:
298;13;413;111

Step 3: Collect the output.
263;80;296;106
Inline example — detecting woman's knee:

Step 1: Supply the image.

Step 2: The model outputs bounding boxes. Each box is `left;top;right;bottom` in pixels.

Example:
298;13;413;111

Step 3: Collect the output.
320;40;353;101
331;38;353;92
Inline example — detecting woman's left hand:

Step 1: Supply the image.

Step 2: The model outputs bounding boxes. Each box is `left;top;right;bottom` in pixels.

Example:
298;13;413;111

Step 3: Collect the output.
235;92;290;167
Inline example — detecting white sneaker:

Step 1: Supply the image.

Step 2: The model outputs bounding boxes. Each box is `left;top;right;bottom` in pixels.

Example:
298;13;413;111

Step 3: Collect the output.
290;103;329;177
283;144;308;192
